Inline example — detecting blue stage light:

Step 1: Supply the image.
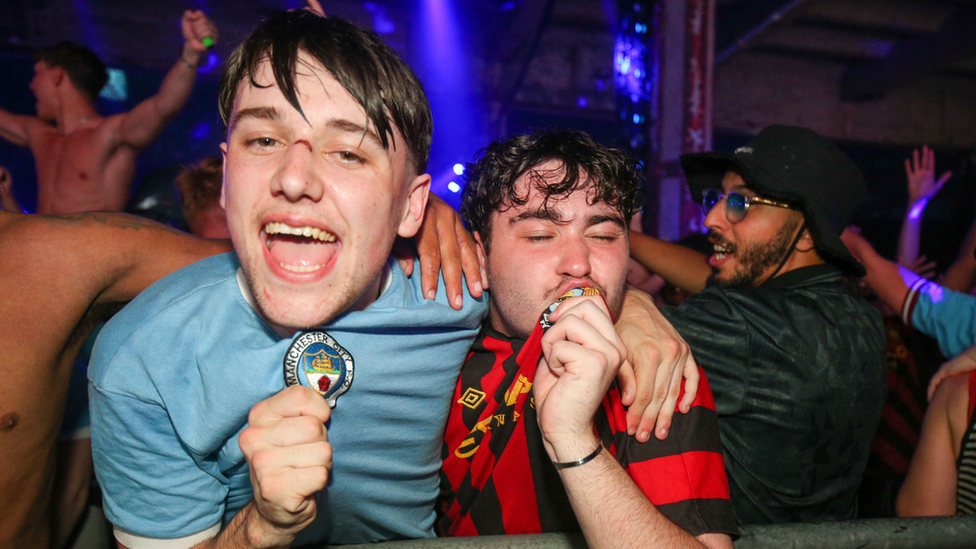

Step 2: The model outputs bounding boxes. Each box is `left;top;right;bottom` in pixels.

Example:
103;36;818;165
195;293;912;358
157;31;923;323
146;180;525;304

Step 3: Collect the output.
199;52;220;74
448;181;461;193
191;122;211;140
453;163;464;175
100;68;127;102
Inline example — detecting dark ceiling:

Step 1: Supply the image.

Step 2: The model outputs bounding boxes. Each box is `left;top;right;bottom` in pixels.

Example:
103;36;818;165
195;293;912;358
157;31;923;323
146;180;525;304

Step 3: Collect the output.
715;0;976;100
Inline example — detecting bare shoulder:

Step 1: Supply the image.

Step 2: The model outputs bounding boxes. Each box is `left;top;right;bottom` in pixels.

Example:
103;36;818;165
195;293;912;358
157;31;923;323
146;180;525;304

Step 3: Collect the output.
59;210;183;232
3;211;202;257
25;210;184;237
21;115;55;142
92;113;127;141
2;210;149;248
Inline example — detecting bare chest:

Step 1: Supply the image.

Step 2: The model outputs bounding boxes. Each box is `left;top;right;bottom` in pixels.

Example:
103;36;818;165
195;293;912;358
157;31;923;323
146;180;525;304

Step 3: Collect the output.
31;128;134;213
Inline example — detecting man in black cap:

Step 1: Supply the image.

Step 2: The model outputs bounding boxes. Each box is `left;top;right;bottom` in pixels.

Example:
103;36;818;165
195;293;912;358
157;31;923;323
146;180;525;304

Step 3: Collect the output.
630;124;887;525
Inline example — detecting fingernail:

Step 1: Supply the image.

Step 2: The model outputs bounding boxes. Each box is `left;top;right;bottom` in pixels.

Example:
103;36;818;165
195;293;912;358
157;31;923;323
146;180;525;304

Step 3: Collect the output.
426;290;435;300
454;295;463;308
474;281;483;294
638;431;649;442
627;427;636;435
659;427;668;438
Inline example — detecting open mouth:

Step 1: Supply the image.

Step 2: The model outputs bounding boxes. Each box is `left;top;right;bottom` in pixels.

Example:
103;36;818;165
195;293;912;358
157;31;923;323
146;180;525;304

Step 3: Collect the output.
712;242;731;260
264;222;338;274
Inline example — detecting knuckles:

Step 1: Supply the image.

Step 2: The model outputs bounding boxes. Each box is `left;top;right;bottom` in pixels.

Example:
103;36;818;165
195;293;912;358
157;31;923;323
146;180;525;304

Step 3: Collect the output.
238;426;262;455
294;415;327;441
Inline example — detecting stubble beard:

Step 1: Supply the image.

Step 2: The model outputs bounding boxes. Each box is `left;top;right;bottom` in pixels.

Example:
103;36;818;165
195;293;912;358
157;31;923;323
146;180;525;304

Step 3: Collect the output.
243;265;366;330
706;217;800;289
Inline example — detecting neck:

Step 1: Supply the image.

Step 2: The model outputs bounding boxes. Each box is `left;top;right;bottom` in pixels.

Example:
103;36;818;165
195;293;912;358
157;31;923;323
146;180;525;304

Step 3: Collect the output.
56;97;98;134
761;248;825;285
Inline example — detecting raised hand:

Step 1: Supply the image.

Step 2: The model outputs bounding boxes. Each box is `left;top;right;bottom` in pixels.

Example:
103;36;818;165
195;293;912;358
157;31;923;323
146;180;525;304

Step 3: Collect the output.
305;0;326;16
181;10;218;55
904;255;937;280
238;386;332;544
905;146;951;207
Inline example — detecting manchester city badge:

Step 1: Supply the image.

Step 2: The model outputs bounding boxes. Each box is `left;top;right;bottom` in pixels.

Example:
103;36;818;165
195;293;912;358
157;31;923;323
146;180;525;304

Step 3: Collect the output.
283;330;354;408
539;287;601;330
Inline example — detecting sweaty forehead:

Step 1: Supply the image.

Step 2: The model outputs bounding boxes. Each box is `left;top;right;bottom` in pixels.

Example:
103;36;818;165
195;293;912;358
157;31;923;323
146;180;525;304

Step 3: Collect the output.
231;57;362;121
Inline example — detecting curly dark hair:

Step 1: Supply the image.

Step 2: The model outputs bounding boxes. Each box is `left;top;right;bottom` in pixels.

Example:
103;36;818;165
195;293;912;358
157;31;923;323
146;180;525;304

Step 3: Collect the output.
218;10;433;174
34;41;108;104
460;129;642;251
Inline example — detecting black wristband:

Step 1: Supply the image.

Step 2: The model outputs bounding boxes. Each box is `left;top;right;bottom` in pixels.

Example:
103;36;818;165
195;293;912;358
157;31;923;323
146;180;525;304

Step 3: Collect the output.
552;442;603;470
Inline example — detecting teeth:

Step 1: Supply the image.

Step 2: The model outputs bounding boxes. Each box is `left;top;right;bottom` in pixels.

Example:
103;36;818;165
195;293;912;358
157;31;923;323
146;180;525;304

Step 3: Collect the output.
264;222;335;242
713;244;730;253
279;263;325;273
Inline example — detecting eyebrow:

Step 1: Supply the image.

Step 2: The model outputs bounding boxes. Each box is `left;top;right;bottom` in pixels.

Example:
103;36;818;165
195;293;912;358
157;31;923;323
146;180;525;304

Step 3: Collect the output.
326;118;385;151
228;109;386;151
229;106;281;130
509;209;626;229
587;214;627;230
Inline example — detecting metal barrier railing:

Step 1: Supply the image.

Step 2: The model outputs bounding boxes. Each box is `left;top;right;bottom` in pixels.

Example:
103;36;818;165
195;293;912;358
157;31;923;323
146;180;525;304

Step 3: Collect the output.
332;515;976;549
734;515;976;549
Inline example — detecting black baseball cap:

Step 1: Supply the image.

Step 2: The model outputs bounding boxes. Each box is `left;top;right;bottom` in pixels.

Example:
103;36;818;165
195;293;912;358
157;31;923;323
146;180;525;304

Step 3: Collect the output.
680;125;866;277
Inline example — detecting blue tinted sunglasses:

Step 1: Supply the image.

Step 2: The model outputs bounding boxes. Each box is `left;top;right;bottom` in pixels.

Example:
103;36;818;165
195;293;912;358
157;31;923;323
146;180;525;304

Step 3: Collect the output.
702;188;793;223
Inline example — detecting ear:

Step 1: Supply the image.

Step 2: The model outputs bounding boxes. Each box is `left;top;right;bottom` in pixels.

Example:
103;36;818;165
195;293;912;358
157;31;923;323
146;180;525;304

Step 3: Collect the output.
473;231;488;287
794;225;816;253
219;142;228;209
396;173;431;238
52;66;66;87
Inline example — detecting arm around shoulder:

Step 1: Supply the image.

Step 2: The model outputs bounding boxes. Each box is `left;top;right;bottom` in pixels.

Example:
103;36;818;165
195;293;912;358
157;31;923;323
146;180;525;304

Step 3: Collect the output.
96;214;230;304
629;230;711;293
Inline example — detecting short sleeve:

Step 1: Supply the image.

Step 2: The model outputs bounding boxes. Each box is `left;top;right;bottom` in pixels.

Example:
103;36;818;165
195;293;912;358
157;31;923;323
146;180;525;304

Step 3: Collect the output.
912;283;976;359
90;382;226;540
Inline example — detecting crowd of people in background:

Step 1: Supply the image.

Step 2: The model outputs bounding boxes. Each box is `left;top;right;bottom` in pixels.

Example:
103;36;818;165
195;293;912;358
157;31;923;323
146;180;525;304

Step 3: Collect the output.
2;2;976;549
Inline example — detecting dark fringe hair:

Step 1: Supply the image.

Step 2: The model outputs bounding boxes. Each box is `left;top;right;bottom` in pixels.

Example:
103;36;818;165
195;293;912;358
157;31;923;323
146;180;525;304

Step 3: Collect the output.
34;41;108;104
218;10;433;174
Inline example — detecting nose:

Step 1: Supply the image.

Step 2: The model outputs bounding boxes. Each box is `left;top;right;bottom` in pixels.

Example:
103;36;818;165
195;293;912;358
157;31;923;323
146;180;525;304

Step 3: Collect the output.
557;236;592;280
271;140;324;202
704;194;729;232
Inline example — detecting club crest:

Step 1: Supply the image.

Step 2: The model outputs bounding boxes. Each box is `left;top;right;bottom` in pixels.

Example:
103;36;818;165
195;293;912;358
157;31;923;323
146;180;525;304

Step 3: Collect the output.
283;330;354;408
539;287;601;330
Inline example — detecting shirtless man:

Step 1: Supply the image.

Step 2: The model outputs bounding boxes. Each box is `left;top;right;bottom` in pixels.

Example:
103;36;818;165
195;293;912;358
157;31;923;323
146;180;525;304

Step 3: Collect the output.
0;205;230;548
0;10;217;214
